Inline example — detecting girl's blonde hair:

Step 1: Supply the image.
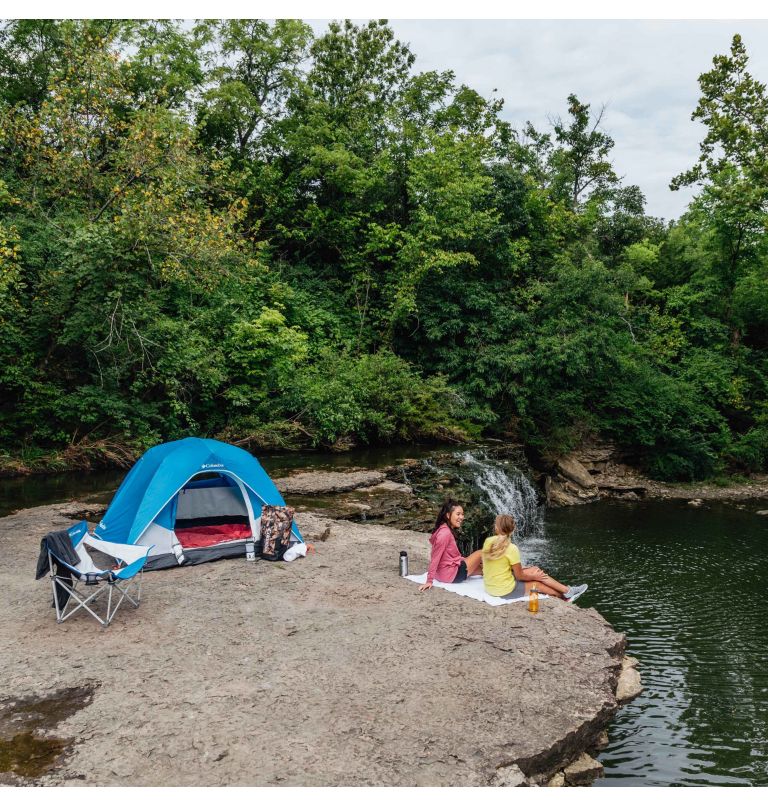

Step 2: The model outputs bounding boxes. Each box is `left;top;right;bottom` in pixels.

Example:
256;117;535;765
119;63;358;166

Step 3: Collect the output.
484;514;516;560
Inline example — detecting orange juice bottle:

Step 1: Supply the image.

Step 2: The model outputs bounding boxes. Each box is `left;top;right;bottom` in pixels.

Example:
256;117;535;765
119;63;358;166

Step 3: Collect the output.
528;584;539;614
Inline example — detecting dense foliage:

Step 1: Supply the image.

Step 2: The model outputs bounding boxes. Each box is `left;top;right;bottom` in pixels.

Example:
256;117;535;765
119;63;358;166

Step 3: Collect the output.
1;20;767;478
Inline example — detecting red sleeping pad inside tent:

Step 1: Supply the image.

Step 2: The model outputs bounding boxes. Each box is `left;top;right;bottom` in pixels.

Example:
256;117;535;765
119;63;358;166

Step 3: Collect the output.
175;522;252;548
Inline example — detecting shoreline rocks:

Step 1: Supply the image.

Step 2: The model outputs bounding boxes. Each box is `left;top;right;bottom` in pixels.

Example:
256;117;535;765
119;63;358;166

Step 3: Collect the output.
616;656;643;703
562;752;605;786
545;457;600;507
541;443;768;507
279;470;434;531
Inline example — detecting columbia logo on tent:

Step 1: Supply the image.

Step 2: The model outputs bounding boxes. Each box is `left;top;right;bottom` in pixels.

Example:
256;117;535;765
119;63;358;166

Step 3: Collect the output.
201;463;224;469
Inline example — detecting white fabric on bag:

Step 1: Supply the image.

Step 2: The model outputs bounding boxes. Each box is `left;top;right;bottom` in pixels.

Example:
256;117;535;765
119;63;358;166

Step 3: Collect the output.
405;572;549;607
282;542;308;562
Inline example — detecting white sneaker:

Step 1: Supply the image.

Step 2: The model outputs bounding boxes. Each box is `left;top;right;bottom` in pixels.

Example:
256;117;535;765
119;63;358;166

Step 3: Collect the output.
565;583;588;603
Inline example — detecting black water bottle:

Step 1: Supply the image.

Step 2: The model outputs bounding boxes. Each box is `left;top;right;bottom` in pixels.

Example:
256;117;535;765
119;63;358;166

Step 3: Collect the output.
399;551;408;577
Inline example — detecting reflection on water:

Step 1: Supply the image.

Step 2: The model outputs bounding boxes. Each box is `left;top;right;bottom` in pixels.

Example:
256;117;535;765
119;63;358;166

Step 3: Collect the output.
0;443;449;519
522;500;768;786
0;469;125;518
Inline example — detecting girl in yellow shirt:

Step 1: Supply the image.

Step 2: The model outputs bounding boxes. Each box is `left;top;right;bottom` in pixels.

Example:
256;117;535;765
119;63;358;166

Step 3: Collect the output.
482;514;588;602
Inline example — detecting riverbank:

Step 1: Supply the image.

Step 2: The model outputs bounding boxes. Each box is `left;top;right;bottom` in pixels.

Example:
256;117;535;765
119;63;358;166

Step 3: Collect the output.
0;439;141;479
541;444;768;507
1;502;639;786
4;439;768;508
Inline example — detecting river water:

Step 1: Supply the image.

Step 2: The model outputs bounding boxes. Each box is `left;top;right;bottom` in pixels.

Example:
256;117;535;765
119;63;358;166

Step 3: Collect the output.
3;447;768;786
458;452;768;786
538;501;768;786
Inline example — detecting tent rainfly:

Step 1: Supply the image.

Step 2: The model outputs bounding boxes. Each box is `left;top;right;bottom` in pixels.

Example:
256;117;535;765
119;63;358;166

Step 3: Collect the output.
94;437;302;570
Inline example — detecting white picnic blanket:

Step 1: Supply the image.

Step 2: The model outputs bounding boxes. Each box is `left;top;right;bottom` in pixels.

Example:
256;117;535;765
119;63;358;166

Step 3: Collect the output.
405;573;549;607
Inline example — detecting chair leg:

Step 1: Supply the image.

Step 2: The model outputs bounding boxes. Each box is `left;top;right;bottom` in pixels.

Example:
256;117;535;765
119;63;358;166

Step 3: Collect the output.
104;584;114;627
49;568;144;627
50;574;62;622
104;578;138;625
53;576;109;626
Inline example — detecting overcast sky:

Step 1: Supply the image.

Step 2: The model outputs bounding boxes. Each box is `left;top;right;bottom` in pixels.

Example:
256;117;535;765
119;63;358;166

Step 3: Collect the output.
308;19;768;222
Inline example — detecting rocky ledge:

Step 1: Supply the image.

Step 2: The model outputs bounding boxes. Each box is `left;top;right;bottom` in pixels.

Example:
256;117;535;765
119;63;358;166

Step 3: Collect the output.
274;466;436;531
0;502;640;786
275;469;389;495
543;444;768;507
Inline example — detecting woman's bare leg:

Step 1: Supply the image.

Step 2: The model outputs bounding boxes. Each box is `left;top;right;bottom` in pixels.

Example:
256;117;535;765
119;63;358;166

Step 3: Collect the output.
464;549;483;576
524;580;566;599
525;567;569;596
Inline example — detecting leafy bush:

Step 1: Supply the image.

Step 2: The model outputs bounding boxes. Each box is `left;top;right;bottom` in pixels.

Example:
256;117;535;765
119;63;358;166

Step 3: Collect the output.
288;349;471;448
598;359;729;480
727;416;768;473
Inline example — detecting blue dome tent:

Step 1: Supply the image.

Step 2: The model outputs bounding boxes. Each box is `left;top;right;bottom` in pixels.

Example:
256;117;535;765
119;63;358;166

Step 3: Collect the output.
94;438;302;570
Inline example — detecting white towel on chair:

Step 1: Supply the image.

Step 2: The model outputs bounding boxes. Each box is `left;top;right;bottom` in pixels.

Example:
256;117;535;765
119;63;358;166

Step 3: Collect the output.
405;572;549;606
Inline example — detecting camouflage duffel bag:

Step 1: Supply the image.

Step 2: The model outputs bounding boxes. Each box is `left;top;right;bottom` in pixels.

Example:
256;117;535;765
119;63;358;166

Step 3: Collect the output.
260;505;295;561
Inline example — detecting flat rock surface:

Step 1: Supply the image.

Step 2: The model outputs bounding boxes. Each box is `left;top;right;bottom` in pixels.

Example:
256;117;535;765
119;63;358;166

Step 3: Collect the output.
275;470;386;495
648;479;768;501
1;502;626;786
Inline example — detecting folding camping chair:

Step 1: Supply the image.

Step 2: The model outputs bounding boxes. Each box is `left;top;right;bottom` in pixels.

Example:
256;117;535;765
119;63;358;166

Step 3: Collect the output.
47;521;153;627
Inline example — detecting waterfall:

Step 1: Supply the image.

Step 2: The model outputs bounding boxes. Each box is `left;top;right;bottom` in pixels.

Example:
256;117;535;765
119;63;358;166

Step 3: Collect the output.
459;450;545;540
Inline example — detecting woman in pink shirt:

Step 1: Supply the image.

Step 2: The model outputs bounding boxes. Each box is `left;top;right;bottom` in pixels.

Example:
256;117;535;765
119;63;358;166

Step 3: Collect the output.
419;500;483;591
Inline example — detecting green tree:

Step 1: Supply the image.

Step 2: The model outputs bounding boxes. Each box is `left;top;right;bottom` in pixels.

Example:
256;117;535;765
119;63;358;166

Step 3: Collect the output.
0;19;64;109
671;34;768;348
549;94;620;210
196;19;312;161
118;19;205;111
2;19;768;479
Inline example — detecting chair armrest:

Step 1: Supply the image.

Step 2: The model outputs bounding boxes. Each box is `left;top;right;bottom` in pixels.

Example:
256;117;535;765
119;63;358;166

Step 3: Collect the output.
111;551;151;581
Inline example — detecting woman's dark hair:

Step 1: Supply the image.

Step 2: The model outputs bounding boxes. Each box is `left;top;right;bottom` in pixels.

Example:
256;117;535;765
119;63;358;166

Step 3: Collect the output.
432;499;462;535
